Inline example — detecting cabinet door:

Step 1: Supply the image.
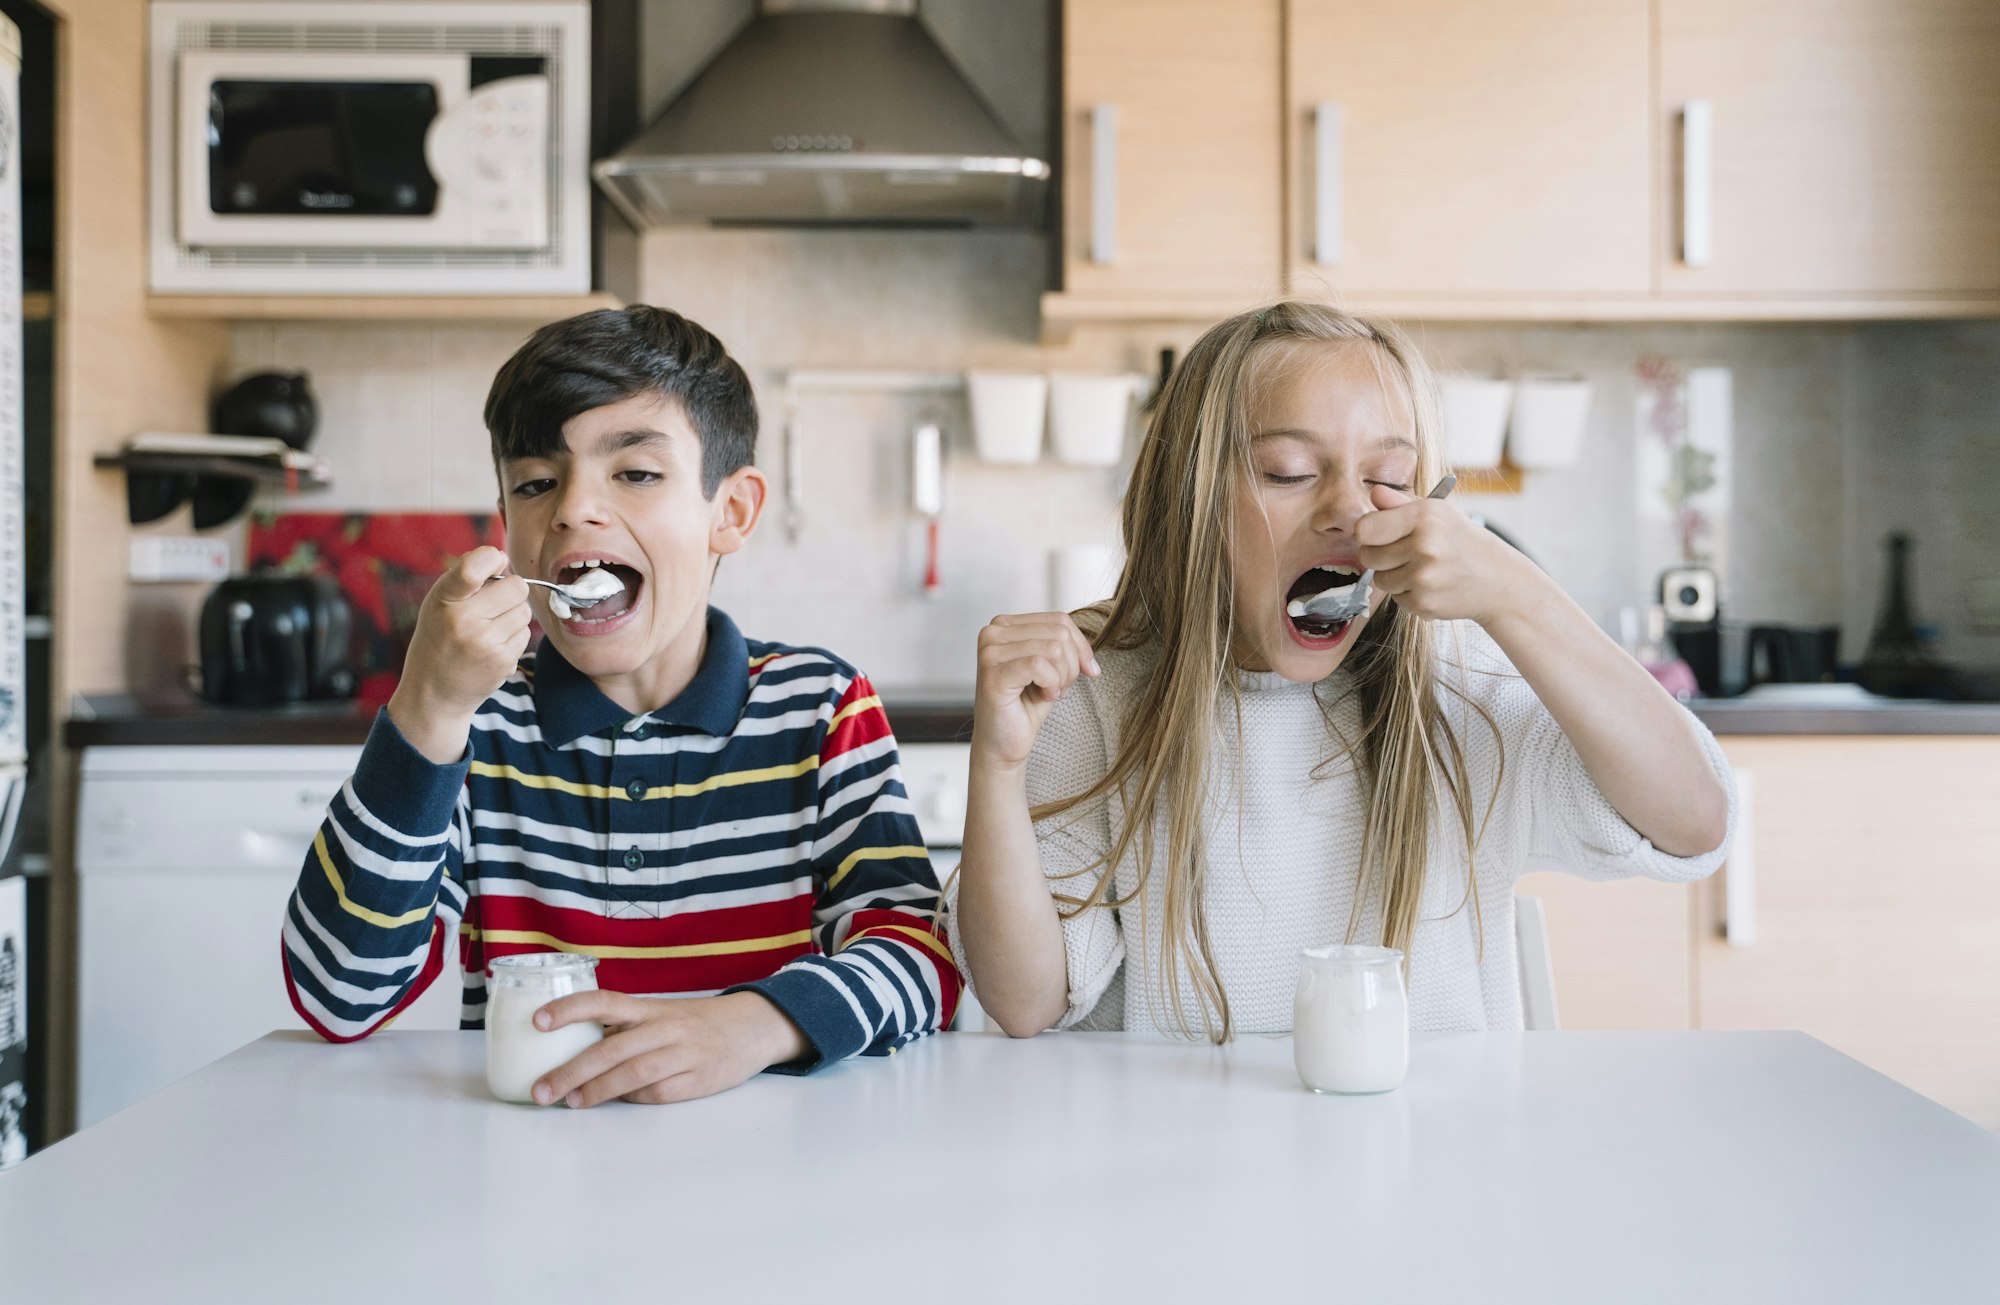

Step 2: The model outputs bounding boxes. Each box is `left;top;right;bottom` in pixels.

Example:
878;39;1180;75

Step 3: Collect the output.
1058;0;1283;304
1659;0;2000;296
1705;738;2000;1131
1516;873;1694;1031
1285;0;1651;299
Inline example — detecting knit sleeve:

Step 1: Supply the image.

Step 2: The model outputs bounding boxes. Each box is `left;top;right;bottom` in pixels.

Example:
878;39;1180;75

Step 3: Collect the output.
943;672;1126;1030
1444;624;1736;885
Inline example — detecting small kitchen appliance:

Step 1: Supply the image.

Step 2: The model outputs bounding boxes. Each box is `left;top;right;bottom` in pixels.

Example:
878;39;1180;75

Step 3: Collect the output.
197;574;356;707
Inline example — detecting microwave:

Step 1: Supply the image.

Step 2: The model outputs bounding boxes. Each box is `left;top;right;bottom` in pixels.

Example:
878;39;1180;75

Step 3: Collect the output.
149;1;590;294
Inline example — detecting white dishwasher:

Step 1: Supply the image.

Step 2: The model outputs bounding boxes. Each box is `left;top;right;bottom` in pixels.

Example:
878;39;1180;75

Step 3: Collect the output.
74;745;462;1128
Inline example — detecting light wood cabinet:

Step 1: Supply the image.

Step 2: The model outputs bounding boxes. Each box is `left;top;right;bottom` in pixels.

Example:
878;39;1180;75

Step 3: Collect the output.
1704;737;2000;1131
1516;873;1694;1031
1048;0;1284;314
1285;0;1652;300
1658;0;2000;297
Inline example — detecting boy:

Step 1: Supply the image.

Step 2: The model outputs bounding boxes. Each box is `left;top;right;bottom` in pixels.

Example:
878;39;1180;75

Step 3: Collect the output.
281;307;958;1106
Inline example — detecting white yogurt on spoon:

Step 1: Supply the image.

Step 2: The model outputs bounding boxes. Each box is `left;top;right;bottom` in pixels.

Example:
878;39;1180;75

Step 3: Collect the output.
546;564;624;620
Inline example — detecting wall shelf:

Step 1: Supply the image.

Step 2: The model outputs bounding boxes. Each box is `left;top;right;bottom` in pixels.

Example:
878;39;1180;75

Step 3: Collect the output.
93;450;330;490
144;292;623;323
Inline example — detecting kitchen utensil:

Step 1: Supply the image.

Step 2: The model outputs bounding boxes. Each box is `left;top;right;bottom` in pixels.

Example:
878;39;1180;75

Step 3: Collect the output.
516;574;621;609
1293;475;1457;624
912;422;943;597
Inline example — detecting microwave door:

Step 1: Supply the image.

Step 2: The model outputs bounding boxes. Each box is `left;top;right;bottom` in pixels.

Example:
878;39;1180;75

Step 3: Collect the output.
175;50;493;250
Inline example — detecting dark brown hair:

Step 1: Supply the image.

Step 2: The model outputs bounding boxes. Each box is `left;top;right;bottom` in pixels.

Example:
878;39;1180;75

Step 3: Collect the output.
484;305;756;496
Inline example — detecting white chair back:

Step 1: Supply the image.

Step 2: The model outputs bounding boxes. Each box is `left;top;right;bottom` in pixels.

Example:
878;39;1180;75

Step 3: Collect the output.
1514;894;1561;1031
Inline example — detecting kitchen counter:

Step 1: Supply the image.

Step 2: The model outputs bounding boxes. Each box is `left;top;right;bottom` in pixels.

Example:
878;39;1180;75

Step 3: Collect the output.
69;685;2000;747
65;687;977;748
4;1029;1997;1302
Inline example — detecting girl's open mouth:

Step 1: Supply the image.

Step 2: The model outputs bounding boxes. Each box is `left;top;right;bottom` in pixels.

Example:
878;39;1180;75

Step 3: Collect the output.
1284;563;1361;646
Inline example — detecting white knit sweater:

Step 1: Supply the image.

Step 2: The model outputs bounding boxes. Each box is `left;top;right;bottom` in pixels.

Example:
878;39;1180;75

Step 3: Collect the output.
947;621;1735;1035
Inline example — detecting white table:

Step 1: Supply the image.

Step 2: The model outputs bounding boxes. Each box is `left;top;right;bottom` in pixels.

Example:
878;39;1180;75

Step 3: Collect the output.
4;1030;1997;1303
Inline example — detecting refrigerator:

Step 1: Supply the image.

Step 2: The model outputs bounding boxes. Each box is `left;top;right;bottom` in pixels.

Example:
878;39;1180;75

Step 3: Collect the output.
0;8;28;1171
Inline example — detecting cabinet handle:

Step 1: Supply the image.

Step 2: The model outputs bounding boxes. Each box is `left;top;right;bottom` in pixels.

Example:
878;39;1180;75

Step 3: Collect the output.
1681;99;1714;268
1724;766;1756;945
1090;103;1118;265
1314;102;1342;264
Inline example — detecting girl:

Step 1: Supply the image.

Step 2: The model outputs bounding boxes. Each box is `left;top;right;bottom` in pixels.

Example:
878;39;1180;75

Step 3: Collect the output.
952;302;1733;1040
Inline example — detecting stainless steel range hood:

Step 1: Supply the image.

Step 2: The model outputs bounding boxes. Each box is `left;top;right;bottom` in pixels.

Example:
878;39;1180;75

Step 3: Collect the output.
594;0;1049;228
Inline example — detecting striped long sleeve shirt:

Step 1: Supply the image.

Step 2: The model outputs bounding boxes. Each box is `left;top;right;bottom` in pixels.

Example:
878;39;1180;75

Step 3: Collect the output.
281;607;959;1070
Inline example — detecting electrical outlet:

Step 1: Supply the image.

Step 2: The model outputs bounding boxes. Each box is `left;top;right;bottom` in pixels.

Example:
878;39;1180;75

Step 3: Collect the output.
129;535;231;583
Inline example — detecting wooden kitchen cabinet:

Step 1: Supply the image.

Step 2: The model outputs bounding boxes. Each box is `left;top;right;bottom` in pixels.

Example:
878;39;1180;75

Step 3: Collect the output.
1516;872;1695;1031
1705;738;2000;1131
1285;0;1652;300
1045;0;1285;321
1658;0;2000;298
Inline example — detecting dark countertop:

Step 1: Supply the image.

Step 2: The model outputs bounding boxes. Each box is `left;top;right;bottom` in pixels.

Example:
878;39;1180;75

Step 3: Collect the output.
67;684;2000;748
66;688;978;748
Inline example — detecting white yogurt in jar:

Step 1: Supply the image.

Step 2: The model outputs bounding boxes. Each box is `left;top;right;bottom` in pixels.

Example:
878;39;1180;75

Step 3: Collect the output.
1293;945;1409;1094
484;953;605;1104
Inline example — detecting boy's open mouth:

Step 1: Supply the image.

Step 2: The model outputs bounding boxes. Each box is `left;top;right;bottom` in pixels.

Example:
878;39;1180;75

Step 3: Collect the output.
1284;563;1361;643
553;558;643;625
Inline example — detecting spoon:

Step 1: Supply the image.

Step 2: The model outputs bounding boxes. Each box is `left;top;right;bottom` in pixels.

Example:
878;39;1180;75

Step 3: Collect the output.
1290;474;1459;624
503;569;624;611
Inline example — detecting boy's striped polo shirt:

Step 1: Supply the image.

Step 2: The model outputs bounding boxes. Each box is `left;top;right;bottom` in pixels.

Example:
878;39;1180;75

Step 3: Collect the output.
281;607;959;1069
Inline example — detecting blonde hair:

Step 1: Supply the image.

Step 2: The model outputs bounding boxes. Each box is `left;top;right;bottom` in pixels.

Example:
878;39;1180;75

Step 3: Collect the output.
1040;301;1498;1041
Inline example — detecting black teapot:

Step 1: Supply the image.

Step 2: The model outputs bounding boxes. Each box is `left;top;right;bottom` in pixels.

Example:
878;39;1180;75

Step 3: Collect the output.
212;371;318;449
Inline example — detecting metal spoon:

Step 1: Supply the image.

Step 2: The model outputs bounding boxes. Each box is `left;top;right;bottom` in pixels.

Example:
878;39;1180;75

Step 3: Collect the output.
508;574;622;609
1291;474;1459;624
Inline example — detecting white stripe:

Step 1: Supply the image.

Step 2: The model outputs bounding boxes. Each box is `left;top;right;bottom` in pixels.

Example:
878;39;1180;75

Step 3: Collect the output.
288;888;443;977
819;733;898;784
472;837;813;882
283;914;423;1008
338;778;456;848
817;766;905;827
811;795;917;866
328;806;453;883
789;961;876;1042
831;944;919;1036
472;863;813;917
823;948;912;1038
469;802;816;852
285;976;378;1040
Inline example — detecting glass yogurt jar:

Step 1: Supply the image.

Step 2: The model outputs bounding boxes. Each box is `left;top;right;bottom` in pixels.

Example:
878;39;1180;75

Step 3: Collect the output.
1293;945;1409;1094
485;953;605;1104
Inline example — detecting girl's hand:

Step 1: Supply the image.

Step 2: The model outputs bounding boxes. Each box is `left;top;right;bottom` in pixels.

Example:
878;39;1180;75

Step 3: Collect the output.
1356;483;1542;625
972;612;1101;773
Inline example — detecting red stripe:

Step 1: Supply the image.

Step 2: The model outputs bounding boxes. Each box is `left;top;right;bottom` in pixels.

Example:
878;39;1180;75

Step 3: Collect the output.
838;908;961;1028
823;676;892;760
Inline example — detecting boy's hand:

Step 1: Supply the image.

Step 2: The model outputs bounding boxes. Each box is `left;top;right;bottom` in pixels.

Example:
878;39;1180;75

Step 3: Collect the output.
388;547;533;763
530;991;810;1108
1356;483;1543;626
972;612;1101;773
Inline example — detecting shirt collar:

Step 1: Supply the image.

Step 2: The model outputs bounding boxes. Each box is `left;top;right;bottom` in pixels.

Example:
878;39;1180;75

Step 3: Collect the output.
532;607;749;746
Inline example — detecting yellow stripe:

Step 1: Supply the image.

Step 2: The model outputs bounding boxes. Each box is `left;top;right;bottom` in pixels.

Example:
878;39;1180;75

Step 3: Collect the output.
469;755;817;801
827;693;882;732
826;844;928;892
748;651;785;671
459;925;813;960
841;923;953;965
315;831;433;930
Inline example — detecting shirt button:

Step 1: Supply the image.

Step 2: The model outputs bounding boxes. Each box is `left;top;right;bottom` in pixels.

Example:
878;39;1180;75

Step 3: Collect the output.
625;778;646;800
622;849;643;870
631;725;650;740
